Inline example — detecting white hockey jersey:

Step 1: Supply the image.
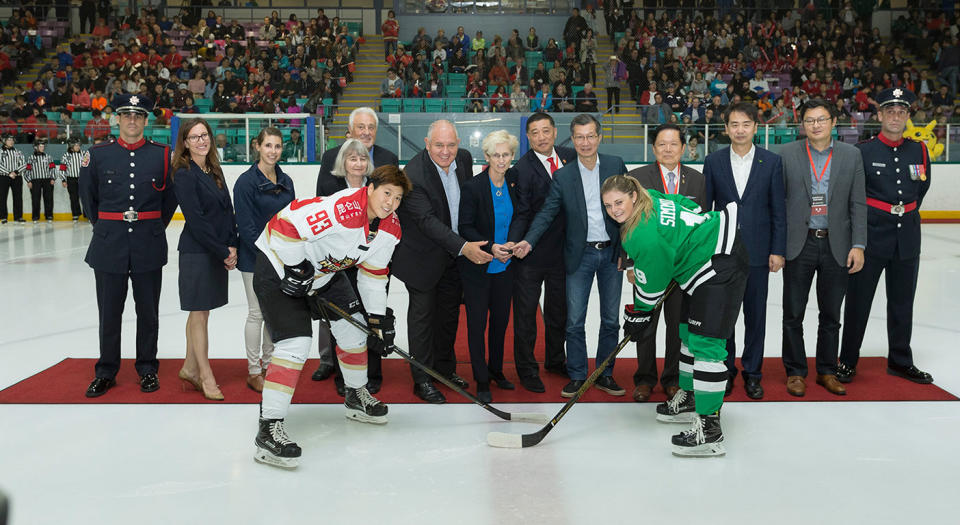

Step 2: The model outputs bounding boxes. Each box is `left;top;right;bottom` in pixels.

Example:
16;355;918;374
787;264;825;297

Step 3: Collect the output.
255;186;402;316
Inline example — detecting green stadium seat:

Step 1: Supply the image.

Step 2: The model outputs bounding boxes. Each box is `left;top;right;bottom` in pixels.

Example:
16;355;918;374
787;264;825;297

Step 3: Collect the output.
572;85;584;96
403;98;424;112
381;99;401;112
321;97;333;117
446;85;466;97
447;73;467;86
425;98;445;112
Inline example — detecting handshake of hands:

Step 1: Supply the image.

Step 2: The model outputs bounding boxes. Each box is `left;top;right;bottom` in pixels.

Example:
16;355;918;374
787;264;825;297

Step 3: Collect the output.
462;240;535;265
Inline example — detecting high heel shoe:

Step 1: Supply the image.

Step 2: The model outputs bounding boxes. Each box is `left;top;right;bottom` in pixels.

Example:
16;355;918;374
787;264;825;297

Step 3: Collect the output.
178;368;202;391
201;380;224;401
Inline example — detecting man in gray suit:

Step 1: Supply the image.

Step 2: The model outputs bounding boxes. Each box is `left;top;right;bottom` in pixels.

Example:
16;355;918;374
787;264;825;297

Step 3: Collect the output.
625;123;706;403
781;98;866;397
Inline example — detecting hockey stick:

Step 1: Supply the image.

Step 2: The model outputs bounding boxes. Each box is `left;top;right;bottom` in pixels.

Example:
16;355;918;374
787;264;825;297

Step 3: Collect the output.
487;282;677;448
318;298;550;424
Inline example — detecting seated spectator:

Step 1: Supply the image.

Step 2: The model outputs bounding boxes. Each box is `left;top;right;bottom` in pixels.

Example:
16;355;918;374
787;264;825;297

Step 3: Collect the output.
510;82;530;113
449;48;468;74
466;76;486;113
489;57;509;87
282;128;304;161
543;39;561;63
525;27;541;52
490;85;510;112
553;84;575;112
83;109;111;141
472;31;486;52
533;83;552;112
380;68;403;98
575;83;599;112
427;73;444;98
932;84;953;107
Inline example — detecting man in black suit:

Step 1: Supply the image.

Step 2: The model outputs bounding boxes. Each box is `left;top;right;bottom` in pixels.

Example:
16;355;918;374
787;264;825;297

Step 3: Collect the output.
626;123;706;403
510;57;529;86
391;120;493;403
509;112;577;393
312;107;399;392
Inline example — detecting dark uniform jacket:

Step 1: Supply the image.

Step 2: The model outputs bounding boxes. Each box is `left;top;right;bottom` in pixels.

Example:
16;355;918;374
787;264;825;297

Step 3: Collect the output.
79;138;178;274
856;134;931;260
173;160;238;259
509;146;577;268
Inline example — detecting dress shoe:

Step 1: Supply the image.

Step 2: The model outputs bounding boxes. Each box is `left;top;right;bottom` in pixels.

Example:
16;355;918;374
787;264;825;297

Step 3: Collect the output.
437;373;469;390
836;362;856;383
335;379;345;397
664;385;680;399
816;374;846;395
887;363;934;384
178;368;201;391
724;376;735;396
544;363;569;378
139;373;160;393
595;376;626;396
311;363;334;381
491;373;515;390
246;374;264;393
85;377;115;398
786;375;806;397
477;383;492;403
744;377;764;399
519;375;546;393
414;381;446;404
366;378;382;395
632;384;653;402
560;379;585;398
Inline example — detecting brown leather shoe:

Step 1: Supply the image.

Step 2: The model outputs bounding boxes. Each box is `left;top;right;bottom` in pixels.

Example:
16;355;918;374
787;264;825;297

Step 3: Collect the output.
786;375;806;397
632;384;653;402
247;374;265;393
816;374;846;395
664;385;680;399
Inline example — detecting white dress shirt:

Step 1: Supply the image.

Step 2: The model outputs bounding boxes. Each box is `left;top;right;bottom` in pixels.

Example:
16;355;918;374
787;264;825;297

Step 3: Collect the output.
577;155;609;243
534;149;560;177
730;144;755;198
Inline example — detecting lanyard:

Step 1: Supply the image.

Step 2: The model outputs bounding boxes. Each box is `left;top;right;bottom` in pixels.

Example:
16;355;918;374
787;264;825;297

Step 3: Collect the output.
657;162;680;194
805;140;832;184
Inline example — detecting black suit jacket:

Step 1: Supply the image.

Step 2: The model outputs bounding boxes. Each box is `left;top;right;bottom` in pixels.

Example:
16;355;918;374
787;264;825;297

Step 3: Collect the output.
627;162;706;207
315;144;398;197
392;147;474;290
457;168;521;285
509;146;577;268
173;162;238;259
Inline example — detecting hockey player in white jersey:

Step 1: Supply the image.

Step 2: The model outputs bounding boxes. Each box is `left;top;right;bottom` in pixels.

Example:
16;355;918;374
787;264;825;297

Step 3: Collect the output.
251;165;412;469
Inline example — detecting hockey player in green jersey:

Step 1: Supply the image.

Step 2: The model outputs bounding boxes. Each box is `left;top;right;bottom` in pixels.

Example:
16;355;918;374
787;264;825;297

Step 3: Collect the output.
601;174;747;457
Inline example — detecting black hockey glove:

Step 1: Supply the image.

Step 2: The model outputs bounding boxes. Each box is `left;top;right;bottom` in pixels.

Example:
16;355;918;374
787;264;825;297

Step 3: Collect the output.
367;308;396;357
280;259;314;297
623;304;653;341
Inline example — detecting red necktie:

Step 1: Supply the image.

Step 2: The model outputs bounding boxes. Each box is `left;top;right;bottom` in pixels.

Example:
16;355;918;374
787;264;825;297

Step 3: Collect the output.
548;156;558;175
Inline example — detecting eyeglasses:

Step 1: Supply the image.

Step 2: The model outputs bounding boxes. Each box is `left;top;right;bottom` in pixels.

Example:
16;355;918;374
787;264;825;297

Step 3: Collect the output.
572;134;599;142
802;116;833;126
186;132;210;143
488;152;513;160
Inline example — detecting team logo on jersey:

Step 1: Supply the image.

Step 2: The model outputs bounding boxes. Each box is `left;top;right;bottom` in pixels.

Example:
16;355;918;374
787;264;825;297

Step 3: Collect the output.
80;151;90;167
316;254;358;274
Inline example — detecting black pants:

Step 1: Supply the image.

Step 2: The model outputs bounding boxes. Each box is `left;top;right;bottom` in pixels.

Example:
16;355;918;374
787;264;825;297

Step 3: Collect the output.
29;178;54;220
94;269;162;379
724;264;770;380
65;178;82;218
0;175;23;220
633;284;683;388
463;267;513;386
781;233;848;377
404;259;461;383
840;250;920;369
512;260;567;378
79;8;96;33
606;87;620;112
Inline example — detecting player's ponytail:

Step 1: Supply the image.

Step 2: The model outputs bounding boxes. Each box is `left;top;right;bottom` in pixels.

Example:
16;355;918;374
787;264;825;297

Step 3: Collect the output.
601;174;653;240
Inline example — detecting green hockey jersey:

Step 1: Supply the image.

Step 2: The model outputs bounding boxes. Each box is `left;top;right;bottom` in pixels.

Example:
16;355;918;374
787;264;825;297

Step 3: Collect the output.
621;190;739;311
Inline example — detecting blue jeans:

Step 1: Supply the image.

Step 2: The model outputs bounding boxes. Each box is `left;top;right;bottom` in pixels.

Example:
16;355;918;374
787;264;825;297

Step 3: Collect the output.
564;246;623;380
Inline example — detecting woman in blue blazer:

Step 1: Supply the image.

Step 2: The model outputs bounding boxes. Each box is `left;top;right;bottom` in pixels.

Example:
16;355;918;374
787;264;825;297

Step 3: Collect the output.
458;130;523;403
232;127;295;393
172;118;239;401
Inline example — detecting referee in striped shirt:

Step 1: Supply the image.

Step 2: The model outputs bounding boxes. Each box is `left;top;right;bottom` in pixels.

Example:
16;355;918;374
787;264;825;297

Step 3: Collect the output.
0;133;26;224
60;137;85;221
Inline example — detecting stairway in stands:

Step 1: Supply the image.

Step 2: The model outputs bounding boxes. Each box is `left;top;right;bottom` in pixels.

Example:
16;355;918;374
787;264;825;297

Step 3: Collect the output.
3;49;58;98
328;34;645;144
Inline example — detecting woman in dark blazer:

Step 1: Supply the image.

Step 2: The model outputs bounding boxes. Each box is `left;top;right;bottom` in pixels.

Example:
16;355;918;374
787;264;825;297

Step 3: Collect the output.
457;130;522;403
233;127;294;393
172;118;238;401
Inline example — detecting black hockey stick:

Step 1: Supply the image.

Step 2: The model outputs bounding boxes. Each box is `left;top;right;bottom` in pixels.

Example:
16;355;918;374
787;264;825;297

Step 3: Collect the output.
318;298;550;424
487;282;676;448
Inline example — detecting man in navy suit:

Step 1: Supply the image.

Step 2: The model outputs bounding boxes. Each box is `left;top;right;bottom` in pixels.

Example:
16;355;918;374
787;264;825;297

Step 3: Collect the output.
509;112;577;393
703;102;786;399
513;114;628;398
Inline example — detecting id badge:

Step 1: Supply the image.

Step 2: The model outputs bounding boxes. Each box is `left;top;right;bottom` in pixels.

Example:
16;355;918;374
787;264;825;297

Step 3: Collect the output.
811;193;827;216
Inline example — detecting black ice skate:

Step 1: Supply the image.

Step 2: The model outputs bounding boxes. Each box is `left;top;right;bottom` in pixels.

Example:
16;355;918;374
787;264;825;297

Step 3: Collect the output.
656;388;696;423
344;385;388;424
671;412;725;457
254;418;302;469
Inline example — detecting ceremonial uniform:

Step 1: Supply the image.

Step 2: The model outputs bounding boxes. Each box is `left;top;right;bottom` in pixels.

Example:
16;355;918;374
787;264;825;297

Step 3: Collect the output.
840;87;932;383
24;143;57;222
79;95;178;396
60;140;86;220
0;137;26;223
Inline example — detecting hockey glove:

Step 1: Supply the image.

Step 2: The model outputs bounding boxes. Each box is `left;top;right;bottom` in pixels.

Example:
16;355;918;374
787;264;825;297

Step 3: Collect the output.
280;259;314;297
623;304;653;341
367;308;396;357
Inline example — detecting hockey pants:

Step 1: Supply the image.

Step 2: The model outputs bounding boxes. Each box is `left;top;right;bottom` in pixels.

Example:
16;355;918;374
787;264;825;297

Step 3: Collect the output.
678;323;727;415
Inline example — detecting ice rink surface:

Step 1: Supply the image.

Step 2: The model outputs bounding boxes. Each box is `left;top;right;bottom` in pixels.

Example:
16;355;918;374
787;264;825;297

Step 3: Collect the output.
2;222;959;525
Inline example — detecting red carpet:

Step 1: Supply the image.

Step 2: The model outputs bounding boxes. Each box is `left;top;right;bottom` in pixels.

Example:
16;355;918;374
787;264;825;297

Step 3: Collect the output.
1;307;955;403
0;356;954;404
